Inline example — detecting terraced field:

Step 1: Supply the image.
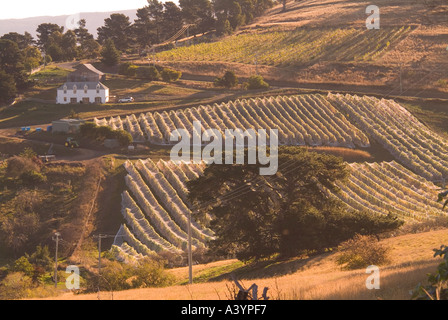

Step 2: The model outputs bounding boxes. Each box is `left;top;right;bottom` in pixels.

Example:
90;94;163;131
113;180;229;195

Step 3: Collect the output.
336;161;446;222
112;158;446;262
154;26;412;67
96;93;448;182
95;94;370;148
102;92;448;261
328;93;448;182
112;159;213;263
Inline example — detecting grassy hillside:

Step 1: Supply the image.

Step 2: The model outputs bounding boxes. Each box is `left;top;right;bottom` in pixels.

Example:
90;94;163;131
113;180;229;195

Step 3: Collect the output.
155;26;412;66
0;157;105;260
44;229;448;300
149;0;448;97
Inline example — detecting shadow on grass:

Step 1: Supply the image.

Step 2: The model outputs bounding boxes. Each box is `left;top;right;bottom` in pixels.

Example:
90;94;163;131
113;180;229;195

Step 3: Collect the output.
210;252;332;281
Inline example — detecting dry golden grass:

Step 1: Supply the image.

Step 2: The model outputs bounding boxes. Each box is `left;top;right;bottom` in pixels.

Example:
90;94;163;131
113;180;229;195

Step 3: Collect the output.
153;0;448;97
43;229;448;300
251;0;447;29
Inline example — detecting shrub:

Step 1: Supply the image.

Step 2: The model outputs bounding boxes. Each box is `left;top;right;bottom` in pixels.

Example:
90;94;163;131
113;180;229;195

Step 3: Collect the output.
113;129;133;146
80;122;132;145
0;211;40;255
100;261;131;291
118;62;138;77
96;125;115;139
244;75;269;90
336;234;390;270
12;257;34;277
44;55;52;64
161;68;182;82
130;259;175;288
28;245;53;272
0;272;33;300
80;122;98;138
20;170;47;186
19;147;37;159
214;70;238;88
156;251;185;268
98;258;175;292
6;156;40;178
136;66;161;81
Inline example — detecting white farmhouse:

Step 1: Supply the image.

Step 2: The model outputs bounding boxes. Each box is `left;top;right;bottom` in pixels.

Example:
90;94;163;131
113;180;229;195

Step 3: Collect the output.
57;82;109;104
56;64;110;104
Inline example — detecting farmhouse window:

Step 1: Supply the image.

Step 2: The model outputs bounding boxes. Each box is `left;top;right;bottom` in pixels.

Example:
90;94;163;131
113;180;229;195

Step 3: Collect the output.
83;97;90;104
73;85;77;94
70;98;77;104
95;97;102;103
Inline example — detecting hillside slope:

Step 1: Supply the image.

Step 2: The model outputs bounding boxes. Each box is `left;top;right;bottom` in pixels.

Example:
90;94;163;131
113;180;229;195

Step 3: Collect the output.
46;228;448;300
153;0;448;98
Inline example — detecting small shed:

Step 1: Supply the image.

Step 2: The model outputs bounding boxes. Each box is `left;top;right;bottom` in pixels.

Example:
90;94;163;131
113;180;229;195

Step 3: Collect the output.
52;119;86;133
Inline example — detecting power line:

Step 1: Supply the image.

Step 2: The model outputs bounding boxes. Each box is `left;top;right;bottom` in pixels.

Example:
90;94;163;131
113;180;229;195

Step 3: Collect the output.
185;156;297;284
93;234;116;293
189;157;305;223
52;232;61;288
190;157;297;213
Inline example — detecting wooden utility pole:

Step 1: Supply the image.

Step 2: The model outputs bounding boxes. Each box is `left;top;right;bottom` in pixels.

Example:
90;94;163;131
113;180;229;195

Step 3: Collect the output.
187;211;193;284
52;232;61;288
95;234;115;292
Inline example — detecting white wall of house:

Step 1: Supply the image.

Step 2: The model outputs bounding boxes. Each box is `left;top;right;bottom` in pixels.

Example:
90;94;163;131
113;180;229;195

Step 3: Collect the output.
57;86;109;104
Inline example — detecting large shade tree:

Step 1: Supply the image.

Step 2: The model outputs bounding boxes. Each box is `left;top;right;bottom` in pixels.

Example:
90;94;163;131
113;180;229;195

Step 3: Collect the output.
179;0;215;35
133;7;157;49
0;39;28;90
36;23;64;51
97;14;132;51
100;39;121;66
188;147;402;261
0;32;34;50
0;70;17;104
161;1;185;41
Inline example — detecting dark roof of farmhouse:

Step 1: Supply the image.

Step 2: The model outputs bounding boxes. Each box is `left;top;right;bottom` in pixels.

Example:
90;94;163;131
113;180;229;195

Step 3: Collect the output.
73;63;105;76
57;82;108;90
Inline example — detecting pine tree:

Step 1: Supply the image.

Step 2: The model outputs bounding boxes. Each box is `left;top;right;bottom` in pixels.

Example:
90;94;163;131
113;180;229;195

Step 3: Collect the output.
0;70;17;104
188;147;402;261
100;39;121;67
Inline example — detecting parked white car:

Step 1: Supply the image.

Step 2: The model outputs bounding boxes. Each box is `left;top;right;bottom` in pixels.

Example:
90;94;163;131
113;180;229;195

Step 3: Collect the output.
118;97;135;103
